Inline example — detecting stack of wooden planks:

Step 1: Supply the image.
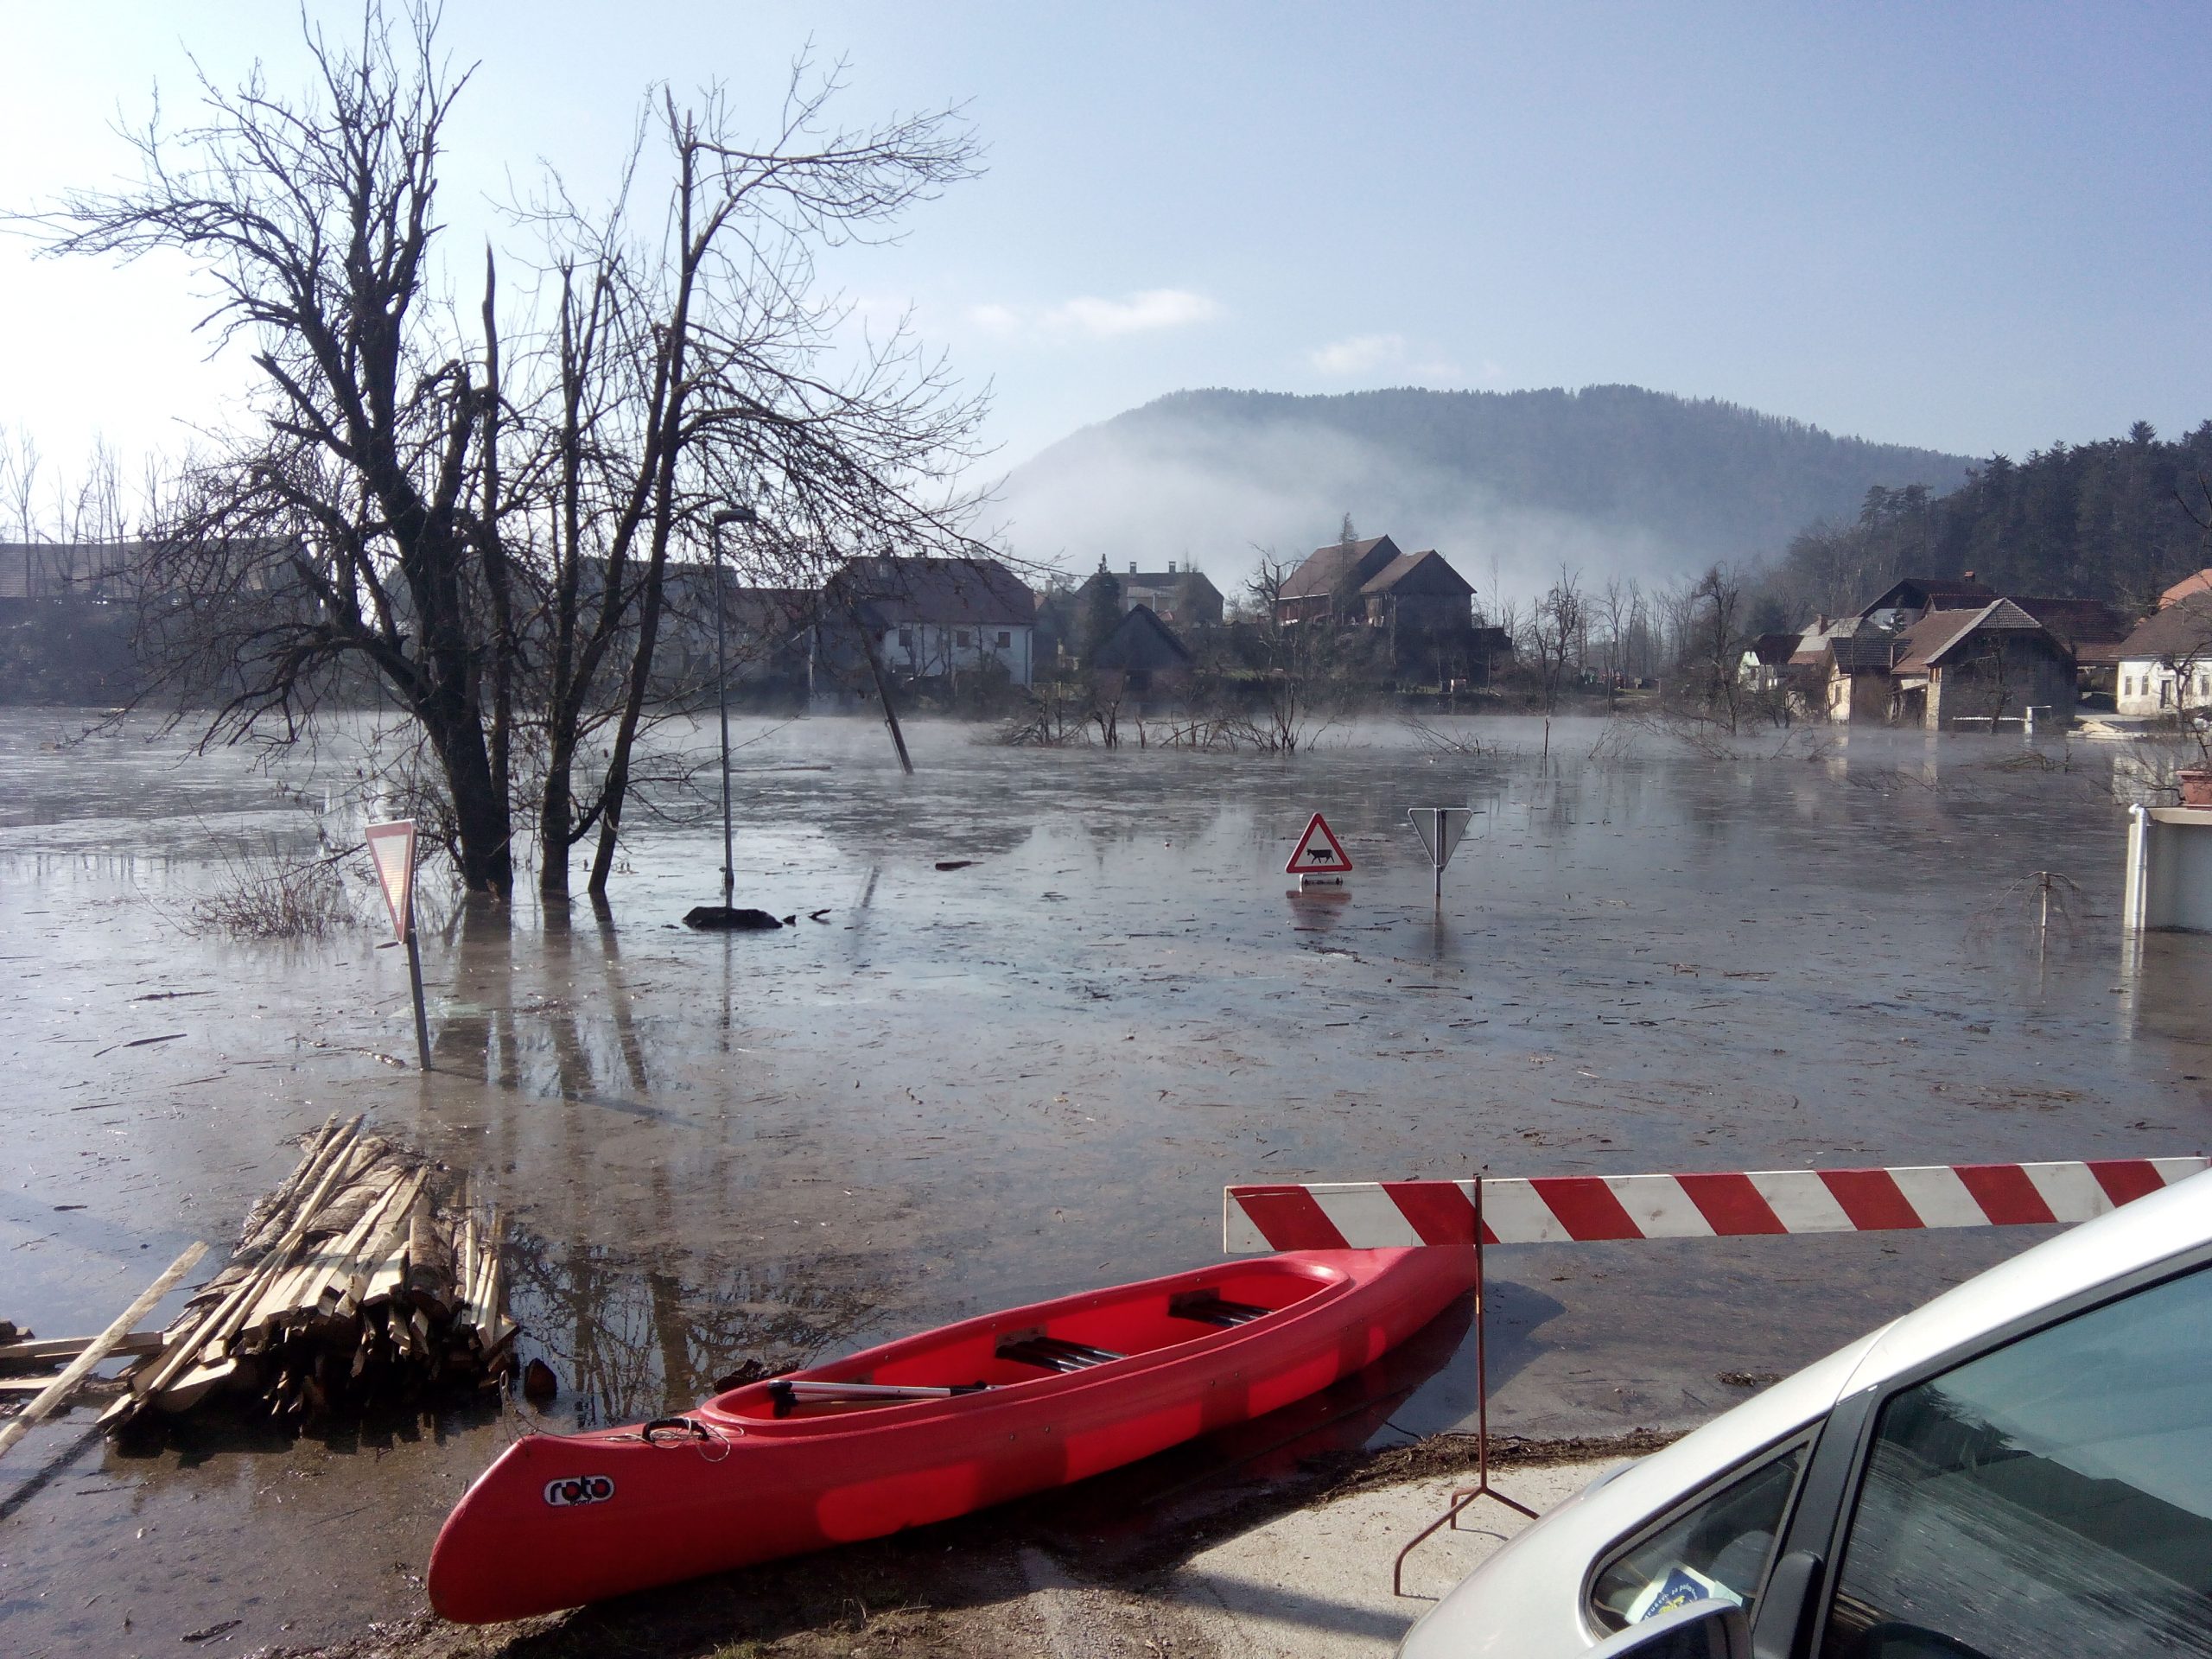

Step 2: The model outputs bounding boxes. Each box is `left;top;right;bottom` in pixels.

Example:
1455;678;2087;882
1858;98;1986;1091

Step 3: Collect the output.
91;1113;517;1430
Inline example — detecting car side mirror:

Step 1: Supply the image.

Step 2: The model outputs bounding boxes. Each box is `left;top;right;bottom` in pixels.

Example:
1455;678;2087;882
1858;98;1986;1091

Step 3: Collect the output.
1584;1598;1752;1659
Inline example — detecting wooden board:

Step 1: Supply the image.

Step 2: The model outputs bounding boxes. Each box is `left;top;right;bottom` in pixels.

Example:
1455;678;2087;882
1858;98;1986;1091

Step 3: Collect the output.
0;1331;165;1367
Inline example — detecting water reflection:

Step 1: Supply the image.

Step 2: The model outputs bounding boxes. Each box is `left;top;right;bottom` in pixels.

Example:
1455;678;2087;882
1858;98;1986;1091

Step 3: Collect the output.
2116;929;2212;1050
504;1233;896;1428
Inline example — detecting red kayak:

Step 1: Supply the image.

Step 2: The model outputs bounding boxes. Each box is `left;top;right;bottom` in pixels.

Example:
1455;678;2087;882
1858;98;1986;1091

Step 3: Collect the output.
428;1245;1472;1622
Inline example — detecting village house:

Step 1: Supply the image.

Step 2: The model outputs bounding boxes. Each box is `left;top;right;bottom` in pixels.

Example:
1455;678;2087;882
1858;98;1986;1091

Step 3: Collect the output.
1273;534;1475;633
1738;632;1801;691
1088;604;1194;702
0;540;143;602
2160;567;2212;609
1076;561;1224;629
823;556;1037;688
1355;547;1478;632
2114;592;2212;718
1788;615;1889;721
1822;627;1900;723
2010;595;2132;701
1886;599;2076;728
659;572;818;693
1853;574;1998;628
1795;577;2120;728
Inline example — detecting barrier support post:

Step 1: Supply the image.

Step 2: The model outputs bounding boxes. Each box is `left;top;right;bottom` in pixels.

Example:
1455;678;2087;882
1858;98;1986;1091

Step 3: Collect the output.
1392;1183;1535;1597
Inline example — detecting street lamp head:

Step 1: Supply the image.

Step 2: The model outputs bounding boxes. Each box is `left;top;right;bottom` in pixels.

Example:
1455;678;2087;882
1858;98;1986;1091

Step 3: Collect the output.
711;506;755;528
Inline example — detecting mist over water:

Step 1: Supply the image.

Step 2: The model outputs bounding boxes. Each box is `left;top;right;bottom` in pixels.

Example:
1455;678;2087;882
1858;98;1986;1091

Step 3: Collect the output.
995;387;1975;600
1000;411;1687;601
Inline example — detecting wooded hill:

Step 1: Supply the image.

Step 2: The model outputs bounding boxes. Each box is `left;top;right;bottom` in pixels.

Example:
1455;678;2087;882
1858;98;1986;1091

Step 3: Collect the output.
1001;385;1973;585
1769;421;2212;620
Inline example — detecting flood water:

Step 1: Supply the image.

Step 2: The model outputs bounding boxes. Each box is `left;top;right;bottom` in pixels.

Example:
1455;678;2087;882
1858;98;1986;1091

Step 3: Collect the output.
3;708;2209;1654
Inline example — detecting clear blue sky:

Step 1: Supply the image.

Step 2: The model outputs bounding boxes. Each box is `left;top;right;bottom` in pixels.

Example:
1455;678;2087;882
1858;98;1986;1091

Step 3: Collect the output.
3;1;2208;504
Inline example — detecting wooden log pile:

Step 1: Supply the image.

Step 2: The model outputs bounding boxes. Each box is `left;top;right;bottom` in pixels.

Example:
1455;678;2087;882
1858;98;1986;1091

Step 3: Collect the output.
99;1114;516;1431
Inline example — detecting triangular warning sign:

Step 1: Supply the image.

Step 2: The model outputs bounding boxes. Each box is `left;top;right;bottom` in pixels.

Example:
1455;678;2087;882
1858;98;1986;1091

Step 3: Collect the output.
365;819;417;943
1284;811;1353;874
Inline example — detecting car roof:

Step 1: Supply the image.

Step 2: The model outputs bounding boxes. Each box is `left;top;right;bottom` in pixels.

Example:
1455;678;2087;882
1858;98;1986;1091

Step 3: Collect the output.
1840;1165;2212;1393
1582;1170;2212;1523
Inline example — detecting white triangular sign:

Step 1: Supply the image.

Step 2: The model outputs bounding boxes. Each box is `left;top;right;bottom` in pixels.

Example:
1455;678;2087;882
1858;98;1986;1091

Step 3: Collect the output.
365;820;416;943
1285;811;1353;874
1407;807;1473;870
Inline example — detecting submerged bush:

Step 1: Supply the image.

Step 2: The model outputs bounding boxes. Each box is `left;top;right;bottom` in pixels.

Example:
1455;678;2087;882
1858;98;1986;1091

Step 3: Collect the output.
190;847;358;939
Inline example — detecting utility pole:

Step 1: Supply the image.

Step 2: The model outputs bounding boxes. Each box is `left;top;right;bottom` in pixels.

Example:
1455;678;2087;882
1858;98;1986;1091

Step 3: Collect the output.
709;506;752;908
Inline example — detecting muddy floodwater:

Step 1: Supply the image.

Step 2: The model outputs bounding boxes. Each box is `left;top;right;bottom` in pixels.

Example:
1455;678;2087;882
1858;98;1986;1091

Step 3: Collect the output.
3;708;2209;1655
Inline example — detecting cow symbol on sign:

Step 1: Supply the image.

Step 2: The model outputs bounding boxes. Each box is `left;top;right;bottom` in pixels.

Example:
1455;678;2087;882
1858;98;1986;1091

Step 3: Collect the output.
1284;812;1352;875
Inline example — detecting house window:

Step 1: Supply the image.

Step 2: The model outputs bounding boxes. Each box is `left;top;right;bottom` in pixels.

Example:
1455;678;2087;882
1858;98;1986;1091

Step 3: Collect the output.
996;630;1011;649
899;627;913;651
956;629;971;648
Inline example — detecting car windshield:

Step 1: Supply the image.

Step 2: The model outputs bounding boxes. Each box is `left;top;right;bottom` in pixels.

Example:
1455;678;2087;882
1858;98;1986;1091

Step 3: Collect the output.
1824;1262;2212;1658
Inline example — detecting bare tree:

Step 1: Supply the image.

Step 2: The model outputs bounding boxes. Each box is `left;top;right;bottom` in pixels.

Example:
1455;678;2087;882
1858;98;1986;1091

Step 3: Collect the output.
1649;578;1698;690
1595;575;1635;711
523;71;987;897
1235;551;1348;752
1665;563;1747;731
0;424;42;548
1525;566;1584;714
35;10;518;890
29;6;990;905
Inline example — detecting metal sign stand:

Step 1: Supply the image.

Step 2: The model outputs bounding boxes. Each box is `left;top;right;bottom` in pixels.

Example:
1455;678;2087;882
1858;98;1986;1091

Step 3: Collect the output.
1405;806;1473;911
1392;1182;1535;1596
402;890;431;1073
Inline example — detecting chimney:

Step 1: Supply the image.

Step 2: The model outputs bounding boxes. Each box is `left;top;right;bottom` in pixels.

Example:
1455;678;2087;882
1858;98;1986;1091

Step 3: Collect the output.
1167;560;1176;575
1129;561;1137;575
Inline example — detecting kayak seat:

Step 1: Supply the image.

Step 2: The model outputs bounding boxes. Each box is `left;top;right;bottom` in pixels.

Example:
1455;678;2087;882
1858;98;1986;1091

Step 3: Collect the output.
1169;1290;1274;1329
995;1332;1126;1374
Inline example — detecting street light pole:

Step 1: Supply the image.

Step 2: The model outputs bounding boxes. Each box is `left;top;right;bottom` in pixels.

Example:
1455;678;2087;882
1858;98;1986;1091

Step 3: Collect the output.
709;506;751;910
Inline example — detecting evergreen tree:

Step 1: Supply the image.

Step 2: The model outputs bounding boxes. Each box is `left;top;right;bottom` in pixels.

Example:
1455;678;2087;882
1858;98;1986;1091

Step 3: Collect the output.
1765;420;2212;619
1077;571;1123;664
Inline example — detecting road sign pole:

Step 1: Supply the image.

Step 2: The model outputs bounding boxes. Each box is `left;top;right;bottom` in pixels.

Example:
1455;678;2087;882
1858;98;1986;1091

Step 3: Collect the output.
404;889;432;1073
1406;806;1471;913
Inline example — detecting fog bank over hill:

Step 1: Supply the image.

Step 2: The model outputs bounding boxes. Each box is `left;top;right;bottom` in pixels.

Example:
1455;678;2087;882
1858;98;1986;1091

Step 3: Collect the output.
996;385;1974;604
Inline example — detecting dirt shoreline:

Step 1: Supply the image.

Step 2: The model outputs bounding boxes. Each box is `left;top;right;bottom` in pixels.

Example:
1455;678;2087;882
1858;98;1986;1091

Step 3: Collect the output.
285;1427;1680;1659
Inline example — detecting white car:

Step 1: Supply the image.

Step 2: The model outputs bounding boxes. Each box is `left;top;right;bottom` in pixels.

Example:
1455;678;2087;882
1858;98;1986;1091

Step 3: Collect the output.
1398;1169;2212;1659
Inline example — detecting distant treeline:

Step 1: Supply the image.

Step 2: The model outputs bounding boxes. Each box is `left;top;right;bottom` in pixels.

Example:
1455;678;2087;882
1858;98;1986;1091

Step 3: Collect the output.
1765;420;2212;623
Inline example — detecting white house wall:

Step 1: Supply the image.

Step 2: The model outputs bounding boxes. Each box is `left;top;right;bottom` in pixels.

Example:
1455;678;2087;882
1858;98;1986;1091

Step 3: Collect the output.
880;622;1033;687
2116;658;2212;718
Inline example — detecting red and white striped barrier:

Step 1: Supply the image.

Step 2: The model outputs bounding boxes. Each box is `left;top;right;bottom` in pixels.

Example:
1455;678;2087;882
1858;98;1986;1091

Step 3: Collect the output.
1224;1159;2209;1252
